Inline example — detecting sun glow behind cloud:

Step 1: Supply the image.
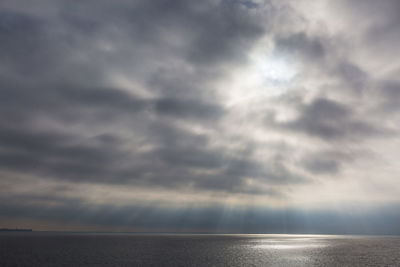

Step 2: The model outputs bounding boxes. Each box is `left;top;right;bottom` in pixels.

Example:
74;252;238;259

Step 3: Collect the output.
254;54;297;84
225;49;297;107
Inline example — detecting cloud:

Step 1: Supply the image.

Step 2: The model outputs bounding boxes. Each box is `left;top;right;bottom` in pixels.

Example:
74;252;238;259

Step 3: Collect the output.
275;32;325;61
299;149;358;175
154;98;224;120
0;0;297;193
267;97;393;140
1;0;400;232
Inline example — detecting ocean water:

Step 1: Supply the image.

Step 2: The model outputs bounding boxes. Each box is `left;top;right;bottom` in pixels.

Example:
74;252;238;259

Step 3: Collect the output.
1;233;399;266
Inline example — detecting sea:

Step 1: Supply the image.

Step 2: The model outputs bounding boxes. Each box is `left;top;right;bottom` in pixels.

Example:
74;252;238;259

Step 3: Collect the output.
1;233;399;266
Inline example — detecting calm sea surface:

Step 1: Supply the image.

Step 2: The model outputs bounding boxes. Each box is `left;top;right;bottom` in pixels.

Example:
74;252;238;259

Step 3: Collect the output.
1;233;399;266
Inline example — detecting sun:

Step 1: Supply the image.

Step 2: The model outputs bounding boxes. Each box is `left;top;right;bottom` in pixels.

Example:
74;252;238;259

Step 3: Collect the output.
253;54;296;83
225;51;297;107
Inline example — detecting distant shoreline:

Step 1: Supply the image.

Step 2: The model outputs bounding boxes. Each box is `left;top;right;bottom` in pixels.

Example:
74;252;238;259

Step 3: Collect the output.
0;228;33;232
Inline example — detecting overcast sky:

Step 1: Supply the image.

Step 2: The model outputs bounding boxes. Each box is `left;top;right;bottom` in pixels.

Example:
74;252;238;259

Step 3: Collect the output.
1;0;400;233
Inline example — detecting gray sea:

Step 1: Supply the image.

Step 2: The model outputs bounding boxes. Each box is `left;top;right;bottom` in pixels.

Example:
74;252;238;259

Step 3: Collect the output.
1;233;399;266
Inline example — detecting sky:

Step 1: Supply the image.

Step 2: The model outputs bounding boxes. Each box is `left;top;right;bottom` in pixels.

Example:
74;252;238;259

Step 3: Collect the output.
1;0;400;234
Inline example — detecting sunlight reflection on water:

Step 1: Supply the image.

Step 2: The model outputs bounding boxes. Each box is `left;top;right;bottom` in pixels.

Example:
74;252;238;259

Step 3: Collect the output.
251;235;328;250
254;243;326;249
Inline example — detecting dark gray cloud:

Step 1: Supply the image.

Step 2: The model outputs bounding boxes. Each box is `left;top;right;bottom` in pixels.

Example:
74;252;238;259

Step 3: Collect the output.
275;32;325;61
375;80;400;113
300;150;357;175
268;97;392;140
0;119;306;193
336;0;400;49
0;0;301;195
154;98;224;120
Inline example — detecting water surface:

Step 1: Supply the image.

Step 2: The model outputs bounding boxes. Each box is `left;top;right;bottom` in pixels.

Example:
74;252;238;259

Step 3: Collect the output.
1;233;399;266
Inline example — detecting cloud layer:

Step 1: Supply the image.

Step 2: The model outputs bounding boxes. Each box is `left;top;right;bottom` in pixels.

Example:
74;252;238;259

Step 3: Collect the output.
1;0;400;232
